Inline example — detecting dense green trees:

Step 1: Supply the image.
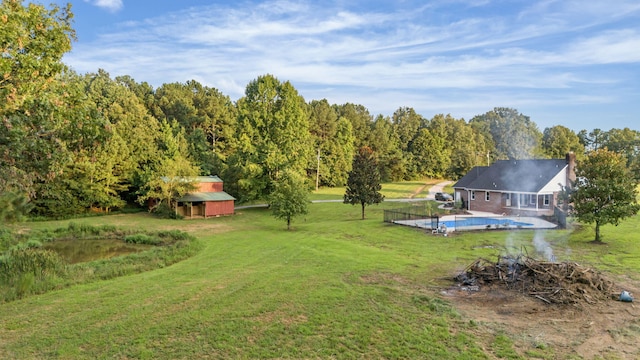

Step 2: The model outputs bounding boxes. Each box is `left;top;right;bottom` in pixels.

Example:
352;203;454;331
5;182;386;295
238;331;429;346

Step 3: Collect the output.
3;0;639;221
470;107;542;160
542;125;585;159
570;149;640;242
229;75;311;202
0;0;75;201
308;100;355;188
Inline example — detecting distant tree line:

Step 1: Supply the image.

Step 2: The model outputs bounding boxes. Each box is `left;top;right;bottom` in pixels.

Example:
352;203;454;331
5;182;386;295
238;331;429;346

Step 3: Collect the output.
2;1;639;219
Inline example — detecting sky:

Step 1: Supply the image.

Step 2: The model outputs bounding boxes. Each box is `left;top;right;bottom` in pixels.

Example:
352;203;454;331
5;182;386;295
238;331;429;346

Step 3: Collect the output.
41;0;640;132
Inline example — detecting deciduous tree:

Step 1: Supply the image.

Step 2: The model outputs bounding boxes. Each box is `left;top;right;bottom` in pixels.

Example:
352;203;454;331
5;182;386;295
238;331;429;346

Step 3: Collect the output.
542;125;584;159
233;74;311;201
470;107;542;160
570;148;640;242
268;170;309;230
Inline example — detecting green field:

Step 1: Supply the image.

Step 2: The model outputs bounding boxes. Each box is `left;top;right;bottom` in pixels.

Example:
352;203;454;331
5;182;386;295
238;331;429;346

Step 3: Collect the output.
1;182;639;359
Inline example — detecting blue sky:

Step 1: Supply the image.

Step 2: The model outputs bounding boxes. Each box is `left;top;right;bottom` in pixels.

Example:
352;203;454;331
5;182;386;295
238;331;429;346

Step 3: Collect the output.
44;0;640;132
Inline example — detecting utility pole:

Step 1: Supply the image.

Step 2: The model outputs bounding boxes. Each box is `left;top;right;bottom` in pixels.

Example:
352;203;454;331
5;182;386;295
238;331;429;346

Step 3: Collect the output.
315;147;321;191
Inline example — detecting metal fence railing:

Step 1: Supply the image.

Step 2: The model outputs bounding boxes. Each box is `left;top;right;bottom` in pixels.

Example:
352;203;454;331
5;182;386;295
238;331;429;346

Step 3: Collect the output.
383;204;432;223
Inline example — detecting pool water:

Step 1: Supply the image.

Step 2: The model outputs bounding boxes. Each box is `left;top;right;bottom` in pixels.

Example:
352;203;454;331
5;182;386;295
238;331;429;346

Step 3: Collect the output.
438;217;533;229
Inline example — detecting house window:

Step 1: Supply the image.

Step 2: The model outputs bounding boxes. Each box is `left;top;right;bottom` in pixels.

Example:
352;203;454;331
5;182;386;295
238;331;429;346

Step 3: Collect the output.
470;191;475;200
543;194;550;206
530;194;536;204
485;191;490;201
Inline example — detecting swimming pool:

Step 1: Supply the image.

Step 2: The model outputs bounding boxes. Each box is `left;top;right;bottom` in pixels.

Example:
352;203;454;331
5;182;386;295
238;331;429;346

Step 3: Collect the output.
436;217;533;229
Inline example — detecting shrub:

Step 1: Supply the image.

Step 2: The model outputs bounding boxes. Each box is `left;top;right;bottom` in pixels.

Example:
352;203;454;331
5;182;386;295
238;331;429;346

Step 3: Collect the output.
153;203;184;219
0;228;17;251
0;247;67;281
156;230;191;241
124;234;162;245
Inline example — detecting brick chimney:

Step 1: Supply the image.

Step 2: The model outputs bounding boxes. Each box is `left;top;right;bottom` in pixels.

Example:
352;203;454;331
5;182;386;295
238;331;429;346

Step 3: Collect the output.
566;152;576;187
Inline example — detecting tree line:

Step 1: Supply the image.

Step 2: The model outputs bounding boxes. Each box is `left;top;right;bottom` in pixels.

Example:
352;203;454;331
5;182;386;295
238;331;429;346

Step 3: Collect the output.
2;1;639;219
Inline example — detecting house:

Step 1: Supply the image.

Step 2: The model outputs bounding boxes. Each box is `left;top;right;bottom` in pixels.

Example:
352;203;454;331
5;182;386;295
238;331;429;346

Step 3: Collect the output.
174;175;235;218
453;153;576;216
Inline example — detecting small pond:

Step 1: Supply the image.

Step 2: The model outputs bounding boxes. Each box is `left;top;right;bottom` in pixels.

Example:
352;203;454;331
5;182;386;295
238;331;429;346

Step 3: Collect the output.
43;239;153;264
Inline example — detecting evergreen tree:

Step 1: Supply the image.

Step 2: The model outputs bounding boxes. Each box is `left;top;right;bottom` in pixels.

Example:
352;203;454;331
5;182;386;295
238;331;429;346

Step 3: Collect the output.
344;147;384;219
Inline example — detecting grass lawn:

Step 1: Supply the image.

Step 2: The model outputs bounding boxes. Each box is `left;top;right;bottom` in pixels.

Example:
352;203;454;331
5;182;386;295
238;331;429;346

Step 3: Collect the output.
2;191;640;358
310;178;443;201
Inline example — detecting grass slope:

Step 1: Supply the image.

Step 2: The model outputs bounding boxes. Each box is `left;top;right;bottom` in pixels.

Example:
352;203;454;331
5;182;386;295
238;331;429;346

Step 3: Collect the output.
1;183;639;358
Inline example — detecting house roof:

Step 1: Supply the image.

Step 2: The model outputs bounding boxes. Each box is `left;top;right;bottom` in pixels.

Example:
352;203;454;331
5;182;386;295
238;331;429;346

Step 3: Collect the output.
178;191;235;202
453;159;568;193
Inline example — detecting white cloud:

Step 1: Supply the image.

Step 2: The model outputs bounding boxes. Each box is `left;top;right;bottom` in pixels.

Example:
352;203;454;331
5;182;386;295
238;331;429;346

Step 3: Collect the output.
64;0;640;130
85;0;123;13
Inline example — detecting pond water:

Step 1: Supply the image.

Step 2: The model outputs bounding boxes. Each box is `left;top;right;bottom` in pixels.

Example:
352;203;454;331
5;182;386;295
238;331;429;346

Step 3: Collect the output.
43;239;153;264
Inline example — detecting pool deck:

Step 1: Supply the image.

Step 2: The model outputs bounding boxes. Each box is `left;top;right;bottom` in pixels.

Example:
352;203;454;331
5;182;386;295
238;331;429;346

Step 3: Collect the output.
395;211;558;231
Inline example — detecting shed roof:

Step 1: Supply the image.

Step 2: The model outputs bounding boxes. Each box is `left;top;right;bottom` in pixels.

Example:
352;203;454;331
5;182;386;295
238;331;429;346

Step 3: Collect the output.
161;175;224;183
453;159;567;193
177;191;235;202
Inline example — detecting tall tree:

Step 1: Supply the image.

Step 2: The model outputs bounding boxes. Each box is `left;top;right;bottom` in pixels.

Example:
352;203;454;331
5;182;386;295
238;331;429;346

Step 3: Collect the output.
570;148;640;242
268;170;310;230
444;117;490;179
83;70;163;204
153;80;237;176
308;99;355;188
232;74;311;201
0;0;74;114
578;128;605;151
602;128;640;180
344;147;384;219
0;0;75;202
369;115;404;181
409;128;449;178
542;125;584;159
392;107;423;153
470;107;542;160
334;103;373;149
136;120;200;216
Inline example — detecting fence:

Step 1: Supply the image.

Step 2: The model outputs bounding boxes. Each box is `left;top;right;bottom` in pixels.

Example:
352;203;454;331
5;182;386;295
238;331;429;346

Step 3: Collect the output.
383;204;433;223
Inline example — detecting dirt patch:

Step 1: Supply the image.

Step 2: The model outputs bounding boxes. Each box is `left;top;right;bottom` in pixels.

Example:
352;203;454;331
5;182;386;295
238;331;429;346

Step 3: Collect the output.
443;277;640;359
156;222;232;234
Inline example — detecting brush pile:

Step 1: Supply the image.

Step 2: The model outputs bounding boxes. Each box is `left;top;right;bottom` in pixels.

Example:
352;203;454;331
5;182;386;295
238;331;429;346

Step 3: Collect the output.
455;255;615;305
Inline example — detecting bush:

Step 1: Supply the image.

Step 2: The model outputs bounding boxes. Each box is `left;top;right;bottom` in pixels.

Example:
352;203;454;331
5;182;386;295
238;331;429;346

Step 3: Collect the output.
0;247;67;281
153;202;184;219
156;230;191;241
54;223;122;239
124;234;162;245
0;228;16;251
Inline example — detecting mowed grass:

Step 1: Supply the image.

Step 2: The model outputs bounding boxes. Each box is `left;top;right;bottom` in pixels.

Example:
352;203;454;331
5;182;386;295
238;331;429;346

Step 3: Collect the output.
310;178;442;201
2;195;640;358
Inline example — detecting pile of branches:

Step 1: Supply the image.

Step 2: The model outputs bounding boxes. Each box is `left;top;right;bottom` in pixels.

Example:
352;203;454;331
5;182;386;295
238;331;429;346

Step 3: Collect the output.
455;255;615;305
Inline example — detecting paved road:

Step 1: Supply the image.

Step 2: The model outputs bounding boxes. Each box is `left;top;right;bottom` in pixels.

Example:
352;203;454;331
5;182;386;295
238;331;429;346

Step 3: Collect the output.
234;180;454;209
